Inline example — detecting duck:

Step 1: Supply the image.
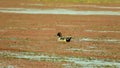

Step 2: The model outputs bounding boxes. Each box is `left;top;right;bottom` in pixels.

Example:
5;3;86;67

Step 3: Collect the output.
57;32;72;42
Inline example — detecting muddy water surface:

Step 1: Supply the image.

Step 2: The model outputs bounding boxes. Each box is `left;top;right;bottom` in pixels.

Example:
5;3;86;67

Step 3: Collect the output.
0;8;120;15
0;51;120;68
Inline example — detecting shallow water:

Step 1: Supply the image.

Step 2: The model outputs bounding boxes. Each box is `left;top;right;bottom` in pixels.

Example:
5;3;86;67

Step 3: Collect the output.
21;3;44;6
85;30;120;33
21;4;120;9
0;8;120;15
66;5;120;9
79;38;120;43
66;48;103;52
0;27;56;30
0;51;120;67
56;24;78;27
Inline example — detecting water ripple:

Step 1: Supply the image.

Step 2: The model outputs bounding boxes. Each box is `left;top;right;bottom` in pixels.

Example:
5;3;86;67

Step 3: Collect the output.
0;8;120;15
0;51;120;67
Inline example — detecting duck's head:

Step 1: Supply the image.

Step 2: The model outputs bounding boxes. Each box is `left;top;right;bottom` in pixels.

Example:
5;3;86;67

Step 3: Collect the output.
57;32;62;37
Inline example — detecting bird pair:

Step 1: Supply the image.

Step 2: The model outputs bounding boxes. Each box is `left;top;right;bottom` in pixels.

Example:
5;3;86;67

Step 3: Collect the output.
57;32;72;42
